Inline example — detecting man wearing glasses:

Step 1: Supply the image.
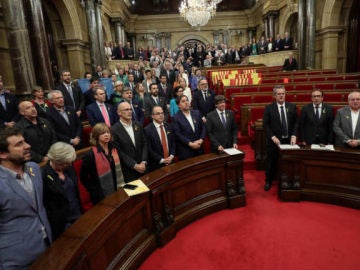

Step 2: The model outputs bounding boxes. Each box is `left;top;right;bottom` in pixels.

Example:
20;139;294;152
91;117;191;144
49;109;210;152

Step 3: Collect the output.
333;91;360;148
111;102;148;182
144;106;176;171
299;90;334;145
192;78;215;123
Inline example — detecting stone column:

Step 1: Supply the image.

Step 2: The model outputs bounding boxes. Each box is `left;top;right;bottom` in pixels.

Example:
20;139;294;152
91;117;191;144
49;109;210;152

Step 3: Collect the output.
85;0;100;73
155;34;161;49
2;0;36;94
320;28;341;70
113;20;123;43
121;28;126;44
263;16;269;39
23;0;53;90
306;0;316;69
247;27;256;43
268;11;279;39
61;39;87;79
94;0;106;68
131;35;136;54
213;31;220;46
297;0;306;69
164;33;171;50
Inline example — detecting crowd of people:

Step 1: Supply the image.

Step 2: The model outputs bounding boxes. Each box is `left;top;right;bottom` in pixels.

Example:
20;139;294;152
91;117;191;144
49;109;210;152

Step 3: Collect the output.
0;36;359;267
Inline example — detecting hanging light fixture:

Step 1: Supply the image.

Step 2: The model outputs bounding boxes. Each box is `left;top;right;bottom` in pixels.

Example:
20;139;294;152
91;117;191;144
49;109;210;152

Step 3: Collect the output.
179;0;222;28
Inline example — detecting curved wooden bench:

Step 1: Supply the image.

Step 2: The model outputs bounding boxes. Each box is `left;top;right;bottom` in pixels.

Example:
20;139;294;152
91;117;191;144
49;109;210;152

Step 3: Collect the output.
31;152;245;270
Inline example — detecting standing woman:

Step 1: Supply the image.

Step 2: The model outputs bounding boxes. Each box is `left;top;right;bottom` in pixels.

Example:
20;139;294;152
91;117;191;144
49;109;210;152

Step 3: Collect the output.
42;142;82;241
31;86;51;118
170;86;184;117
80;123;125;205
134;82;149;109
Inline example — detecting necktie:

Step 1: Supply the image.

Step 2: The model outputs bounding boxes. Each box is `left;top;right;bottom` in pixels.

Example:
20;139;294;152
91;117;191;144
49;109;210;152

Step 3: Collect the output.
160;124;169;158
100;104;111;127
315;105;319;120
66;85;75;107
220;111;226;126
203;91;207;101
280;106;288;138
131;103;137;120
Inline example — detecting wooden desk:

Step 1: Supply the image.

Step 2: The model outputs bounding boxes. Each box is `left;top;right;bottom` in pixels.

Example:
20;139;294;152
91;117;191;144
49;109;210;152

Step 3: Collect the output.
278;147;360;209
31;152;245;270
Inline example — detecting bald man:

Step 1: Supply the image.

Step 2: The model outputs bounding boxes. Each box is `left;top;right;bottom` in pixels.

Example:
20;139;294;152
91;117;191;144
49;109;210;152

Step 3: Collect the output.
15;101;57;163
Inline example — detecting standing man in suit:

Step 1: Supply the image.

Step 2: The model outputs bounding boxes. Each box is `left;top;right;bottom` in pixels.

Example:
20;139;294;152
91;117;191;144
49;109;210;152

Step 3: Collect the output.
0;127;52;269
158;74;173;105
192;78;215;122
333;91;360;148
86;86;117;127
144;83;169;122
111;102;148;182
299;90;334;145
0;76;19;127
283;52;298;71
263;85;298;191
121;86;144;124
15;101;58;163
57;70;85;118
283;31;293;50
46;90;82;149
173;95;206;160
206;95;238;153
144;105;176;171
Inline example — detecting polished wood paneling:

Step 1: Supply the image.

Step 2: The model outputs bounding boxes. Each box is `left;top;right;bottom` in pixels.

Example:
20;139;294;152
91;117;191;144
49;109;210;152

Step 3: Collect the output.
278;147;360;209
31;152;245;269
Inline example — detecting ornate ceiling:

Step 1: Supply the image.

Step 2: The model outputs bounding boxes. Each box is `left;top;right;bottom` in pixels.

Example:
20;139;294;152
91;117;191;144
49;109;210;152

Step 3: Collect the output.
130;0;256;15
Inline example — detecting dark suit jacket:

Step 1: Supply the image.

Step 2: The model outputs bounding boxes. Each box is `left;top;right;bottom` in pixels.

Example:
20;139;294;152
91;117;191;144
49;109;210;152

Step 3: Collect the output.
206;109;238;152
86;102;117;127
0;162;52;268
144;122;176;171
283;58;298;71
56;83;85;112
283;37;293;50
131;98;145;124
172;110;206;160
0;92;19;127
333;106;360;147
15;117;58;163
42;162;81;240
46;106;82;145
263;102;298;144
192;89;216;118
111;121;148;182
299;103;334;144
113;46;126;60
160;69;176;86
158;82;173;104
273;39;284;51
144;95;169;121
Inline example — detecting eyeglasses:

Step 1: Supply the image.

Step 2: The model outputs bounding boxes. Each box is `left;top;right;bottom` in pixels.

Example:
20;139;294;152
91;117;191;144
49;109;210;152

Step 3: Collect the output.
120;108;132;112
311;95;322;98
152;112;164;115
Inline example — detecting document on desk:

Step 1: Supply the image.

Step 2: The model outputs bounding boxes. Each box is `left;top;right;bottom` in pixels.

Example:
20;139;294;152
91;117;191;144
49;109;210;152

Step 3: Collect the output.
224;148;244;155
310;144;335;151
278;144;301;150
123;179;150;197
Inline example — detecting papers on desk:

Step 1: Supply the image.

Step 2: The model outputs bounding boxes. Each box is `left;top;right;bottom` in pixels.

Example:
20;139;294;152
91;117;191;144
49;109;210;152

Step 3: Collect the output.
224;148;244;155
310;144;335;151
278;144;301;150
123;179;150;197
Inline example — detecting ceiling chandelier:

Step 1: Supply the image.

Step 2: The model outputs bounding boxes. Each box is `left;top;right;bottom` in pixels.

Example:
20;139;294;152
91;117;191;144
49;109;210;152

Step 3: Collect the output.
179;0;222;28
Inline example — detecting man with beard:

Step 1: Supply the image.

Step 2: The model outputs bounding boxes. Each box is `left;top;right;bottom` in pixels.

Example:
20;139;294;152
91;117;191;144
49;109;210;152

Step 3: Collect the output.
144;83;168;122
0;127;52;269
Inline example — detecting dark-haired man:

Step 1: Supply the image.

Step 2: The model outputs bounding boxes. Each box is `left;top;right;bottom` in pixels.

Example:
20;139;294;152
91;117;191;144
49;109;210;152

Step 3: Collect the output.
0;127;52;269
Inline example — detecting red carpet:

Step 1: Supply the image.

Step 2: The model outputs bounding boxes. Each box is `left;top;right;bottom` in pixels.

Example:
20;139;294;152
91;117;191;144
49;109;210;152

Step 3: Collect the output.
139;146;360;270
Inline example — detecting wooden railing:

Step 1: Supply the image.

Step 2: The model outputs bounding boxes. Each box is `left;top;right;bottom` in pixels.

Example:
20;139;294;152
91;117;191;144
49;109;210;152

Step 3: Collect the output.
31;152;245;270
